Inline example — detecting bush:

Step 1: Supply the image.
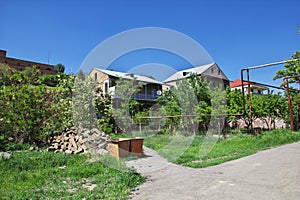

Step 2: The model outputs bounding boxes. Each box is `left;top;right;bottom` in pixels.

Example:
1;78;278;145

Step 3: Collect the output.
0;67;73;146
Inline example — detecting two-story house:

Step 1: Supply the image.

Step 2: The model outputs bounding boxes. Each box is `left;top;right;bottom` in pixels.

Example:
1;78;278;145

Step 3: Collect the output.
90;68;163;104
90;63;230;101
230;79;268;95
163;63;229;89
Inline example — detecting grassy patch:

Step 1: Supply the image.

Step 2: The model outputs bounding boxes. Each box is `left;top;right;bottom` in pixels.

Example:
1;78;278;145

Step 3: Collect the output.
144;129;300;168
0;151;145;199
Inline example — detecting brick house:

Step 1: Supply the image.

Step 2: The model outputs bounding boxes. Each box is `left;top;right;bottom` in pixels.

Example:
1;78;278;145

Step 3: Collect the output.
0;49;56;75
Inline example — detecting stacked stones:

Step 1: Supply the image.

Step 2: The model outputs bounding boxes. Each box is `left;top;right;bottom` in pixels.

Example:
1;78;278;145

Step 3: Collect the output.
47;127;111;155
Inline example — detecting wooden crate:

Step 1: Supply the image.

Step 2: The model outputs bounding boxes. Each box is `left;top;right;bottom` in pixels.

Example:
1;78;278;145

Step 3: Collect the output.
107;138;143;159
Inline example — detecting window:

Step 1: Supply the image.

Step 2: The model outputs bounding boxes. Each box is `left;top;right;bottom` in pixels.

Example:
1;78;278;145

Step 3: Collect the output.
211;68;214;73
5;60;7;63
218;69;221;75
104;82;108;94
94;72;98;81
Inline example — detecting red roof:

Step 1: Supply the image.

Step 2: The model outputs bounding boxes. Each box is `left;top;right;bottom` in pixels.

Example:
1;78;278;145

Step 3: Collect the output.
230;79;254;88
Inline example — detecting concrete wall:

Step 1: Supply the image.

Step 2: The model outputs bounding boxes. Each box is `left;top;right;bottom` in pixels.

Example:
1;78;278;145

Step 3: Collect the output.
89;68;110;94
229;117;286;129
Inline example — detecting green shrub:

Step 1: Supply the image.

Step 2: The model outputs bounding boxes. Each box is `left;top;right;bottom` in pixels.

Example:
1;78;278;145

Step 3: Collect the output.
0;67;73;147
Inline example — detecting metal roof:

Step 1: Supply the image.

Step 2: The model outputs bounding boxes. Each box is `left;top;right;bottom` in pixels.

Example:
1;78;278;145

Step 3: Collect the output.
163;63;216;83
94;68;163;85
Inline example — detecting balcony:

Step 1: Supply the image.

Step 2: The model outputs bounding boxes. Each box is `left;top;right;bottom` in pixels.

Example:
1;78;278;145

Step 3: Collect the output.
132;93;157;101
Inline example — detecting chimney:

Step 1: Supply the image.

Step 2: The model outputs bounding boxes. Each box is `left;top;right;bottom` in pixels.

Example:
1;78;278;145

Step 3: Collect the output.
126;73;134;78
0;50;7;57
183;71;189;76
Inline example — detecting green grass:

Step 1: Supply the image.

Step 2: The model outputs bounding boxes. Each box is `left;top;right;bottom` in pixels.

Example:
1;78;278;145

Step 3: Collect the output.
0;151;145;200
144;129;300;168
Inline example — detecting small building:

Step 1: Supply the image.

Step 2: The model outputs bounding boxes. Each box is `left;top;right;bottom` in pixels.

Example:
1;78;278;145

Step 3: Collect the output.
90;68;163;103
0;49;56;75
163;63;229;89
230;79;268;95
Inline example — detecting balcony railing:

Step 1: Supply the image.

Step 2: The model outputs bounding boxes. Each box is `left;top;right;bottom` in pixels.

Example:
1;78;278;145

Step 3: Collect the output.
132;93;157;101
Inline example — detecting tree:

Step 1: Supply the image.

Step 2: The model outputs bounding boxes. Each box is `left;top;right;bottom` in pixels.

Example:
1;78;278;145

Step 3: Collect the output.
188;74;212;130
111;78;142;134
156;74;212;134
156;89;181;134
251;92;287;130
273;51;300;85
0;67;73;145
94;87;114;134
72;76;98;129
274;51;300;130
55;63;65;73
76;69;86;80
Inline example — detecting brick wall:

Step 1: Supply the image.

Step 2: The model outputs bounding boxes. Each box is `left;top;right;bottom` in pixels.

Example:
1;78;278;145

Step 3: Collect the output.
0;50;56;75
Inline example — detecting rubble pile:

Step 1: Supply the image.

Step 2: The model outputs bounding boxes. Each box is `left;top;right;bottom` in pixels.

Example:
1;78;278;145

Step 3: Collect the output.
47;127;110;154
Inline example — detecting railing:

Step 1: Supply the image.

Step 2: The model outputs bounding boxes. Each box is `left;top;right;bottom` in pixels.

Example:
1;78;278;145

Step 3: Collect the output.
132;93;157;101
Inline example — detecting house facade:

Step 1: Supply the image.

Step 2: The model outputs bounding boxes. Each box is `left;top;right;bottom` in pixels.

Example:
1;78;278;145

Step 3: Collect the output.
230;79;268;95
89;63;229;103
0;49;56;75
163;63;229;89
90;68;163;103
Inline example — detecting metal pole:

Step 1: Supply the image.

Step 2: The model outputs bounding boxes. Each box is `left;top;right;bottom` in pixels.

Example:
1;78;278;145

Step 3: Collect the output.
297;105;299;131
285;79;294;131
241;70;246;115
240;60;299;132
244;59;297;70
247;69;253;133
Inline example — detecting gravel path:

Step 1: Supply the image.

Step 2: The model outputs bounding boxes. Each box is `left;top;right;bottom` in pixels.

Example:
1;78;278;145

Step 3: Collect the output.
126;142;300;200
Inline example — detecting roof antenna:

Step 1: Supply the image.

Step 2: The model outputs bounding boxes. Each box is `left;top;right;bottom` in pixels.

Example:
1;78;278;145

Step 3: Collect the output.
47;49;50;64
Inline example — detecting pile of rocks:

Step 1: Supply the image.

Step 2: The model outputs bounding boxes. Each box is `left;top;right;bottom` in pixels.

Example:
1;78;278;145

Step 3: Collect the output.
47;127;111;155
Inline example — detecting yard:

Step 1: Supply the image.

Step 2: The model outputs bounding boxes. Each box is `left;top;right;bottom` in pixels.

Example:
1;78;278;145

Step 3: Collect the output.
0;151;145;200
143;129;300;168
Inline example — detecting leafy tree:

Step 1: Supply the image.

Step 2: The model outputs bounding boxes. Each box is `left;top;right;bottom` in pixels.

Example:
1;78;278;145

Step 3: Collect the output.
210;86;227;137
0;67;73;145
274;51;300;130
94;87;114;134
251;92;287;130
111;78;142;134
156;74;212;134
273;51;300;85
54;63;65;73
226;87;244;128
23;67;35;77
156;89;181;134
72;77;98;129
76;69;86;80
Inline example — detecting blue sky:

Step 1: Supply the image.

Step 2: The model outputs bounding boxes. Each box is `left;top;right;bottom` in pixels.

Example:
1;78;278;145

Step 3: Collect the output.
0;0;299;85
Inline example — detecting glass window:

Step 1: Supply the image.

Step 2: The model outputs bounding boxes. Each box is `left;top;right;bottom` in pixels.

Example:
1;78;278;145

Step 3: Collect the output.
104;82;108;94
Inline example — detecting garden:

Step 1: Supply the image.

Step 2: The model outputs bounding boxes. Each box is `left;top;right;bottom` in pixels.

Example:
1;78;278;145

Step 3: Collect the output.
0;52;299;199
